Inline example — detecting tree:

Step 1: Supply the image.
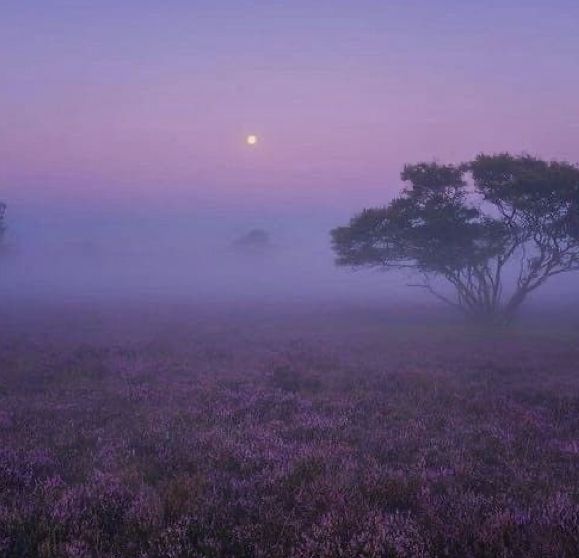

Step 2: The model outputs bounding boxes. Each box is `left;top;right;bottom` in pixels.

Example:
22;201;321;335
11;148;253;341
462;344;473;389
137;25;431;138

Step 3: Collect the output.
0;202;6;243
233;228;271;252
331;154;579;325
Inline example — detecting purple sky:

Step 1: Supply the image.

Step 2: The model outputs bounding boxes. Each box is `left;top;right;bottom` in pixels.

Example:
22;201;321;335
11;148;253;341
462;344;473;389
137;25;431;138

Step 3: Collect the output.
2;0;579;217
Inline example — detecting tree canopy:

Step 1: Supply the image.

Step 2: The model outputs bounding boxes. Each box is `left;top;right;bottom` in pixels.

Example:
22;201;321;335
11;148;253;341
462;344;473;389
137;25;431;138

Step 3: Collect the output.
331;154;579;324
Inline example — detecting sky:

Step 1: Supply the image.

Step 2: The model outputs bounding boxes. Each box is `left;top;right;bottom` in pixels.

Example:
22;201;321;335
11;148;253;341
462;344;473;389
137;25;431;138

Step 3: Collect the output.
2;0;579;218
1;1;579;304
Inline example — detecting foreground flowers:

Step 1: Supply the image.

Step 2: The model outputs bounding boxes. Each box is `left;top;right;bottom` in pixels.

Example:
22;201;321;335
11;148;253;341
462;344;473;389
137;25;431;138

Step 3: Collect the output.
0;320;578;557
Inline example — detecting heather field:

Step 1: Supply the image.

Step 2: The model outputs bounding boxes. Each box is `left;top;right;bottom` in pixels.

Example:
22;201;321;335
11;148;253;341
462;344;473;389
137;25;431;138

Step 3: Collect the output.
1;302;578;558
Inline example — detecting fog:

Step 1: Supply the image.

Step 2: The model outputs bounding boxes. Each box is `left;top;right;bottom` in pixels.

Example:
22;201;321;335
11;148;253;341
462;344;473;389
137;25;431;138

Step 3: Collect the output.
1;203;577;324
0;204;396;303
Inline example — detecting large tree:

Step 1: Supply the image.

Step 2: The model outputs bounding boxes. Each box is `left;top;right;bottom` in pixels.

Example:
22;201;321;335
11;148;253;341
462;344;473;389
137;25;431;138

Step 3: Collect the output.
331;154;579;325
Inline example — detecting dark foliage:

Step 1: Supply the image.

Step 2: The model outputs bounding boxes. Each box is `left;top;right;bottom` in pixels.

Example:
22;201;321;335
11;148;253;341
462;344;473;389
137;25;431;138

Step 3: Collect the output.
332;154;579;324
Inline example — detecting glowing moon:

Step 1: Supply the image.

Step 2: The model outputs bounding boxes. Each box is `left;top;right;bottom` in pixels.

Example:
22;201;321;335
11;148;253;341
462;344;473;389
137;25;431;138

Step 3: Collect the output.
246;134;258;146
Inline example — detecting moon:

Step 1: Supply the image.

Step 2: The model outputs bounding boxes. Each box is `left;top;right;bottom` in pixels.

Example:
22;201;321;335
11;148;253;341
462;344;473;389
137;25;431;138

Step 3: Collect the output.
246;134;258;146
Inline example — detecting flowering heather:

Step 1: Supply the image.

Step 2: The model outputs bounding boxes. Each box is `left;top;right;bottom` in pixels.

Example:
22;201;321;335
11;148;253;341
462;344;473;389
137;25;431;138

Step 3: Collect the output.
0;305;578;557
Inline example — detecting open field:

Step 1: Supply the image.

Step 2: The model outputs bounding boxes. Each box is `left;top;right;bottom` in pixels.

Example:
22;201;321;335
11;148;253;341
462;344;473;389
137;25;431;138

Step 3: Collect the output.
1;302;578;557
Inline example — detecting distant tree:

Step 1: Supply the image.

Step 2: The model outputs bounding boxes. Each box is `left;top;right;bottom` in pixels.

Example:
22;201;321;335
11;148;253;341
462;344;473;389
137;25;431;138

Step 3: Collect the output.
0;202;6;243
233;228;271;251
332;154;579;325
